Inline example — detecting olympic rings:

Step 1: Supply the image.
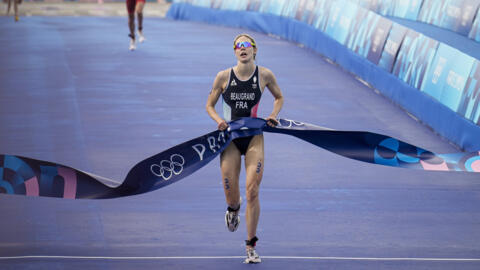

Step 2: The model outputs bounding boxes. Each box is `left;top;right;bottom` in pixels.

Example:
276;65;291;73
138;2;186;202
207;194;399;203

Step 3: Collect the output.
150;154;185;181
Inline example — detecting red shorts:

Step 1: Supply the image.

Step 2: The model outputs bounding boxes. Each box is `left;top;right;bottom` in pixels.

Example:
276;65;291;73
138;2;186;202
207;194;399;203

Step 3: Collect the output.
126;0;145;15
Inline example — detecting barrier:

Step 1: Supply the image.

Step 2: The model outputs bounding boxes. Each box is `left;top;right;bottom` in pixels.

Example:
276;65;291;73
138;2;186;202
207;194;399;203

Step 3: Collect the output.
167;1;480;151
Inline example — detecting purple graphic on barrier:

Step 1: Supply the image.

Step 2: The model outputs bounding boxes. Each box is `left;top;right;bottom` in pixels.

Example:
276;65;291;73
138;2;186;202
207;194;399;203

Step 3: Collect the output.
1;118;479;200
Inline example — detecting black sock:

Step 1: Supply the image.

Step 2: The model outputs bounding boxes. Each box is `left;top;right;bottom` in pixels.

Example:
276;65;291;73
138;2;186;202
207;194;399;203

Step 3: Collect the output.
227;205;240;212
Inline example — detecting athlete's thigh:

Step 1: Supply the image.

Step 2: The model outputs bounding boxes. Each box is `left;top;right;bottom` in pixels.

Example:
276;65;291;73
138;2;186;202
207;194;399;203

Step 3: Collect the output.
220;143;242;186
135;0;145;13
245;134;264;186
126;0;136;15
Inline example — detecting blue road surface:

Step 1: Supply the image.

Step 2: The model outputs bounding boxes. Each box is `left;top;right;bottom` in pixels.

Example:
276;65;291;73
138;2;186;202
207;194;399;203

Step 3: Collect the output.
0;16;480;269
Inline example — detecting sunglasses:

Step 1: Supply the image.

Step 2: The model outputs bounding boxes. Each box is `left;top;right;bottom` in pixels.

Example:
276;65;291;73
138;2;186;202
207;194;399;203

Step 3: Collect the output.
234;41;255;50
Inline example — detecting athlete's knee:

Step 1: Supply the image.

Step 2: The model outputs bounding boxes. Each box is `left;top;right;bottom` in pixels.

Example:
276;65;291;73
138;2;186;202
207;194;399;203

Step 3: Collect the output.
246;183;259;203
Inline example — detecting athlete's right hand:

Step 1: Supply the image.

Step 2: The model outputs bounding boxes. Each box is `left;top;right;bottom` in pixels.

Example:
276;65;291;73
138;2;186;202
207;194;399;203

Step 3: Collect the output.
217;120;228;131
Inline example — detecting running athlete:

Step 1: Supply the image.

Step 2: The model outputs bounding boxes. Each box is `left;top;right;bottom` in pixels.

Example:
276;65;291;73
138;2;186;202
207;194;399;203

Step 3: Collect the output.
126;0;146;51
206;34;284;264
5;0;21;22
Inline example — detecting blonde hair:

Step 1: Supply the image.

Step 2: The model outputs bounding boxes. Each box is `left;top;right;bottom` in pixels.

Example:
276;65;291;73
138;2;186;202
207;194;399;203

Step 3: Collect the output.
233;33;257;59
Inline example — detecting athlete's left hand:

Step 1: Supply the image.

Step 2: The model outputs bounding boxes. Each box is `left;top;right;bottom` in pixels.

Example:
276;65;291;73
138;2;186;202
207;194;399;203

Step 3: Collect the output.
266;117;278;127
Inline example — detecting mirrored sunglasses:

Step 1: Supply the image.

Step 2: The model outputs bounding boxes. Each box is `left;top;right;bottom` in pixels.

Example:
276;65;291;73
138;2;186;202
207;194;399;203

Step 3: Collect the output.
234;41;255;50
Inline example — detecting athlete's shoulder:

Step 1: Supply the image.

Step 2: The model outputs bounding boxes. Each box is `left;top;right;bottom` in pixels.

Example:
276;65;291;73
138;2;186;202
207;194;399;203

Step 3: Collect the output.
258;66;276;81
215;68;232;81
212;68;232;91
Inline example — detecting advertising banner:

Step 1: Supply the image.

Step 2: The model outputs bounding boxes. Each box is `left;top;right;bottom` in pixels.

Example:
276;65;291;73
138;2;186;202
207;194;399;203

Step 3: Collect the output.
246;0;262;11
378;0;396;16
259;0;287;16
392;30;439;89
468;7;480;41
356;0;382;12
439;0;480;35
192;0;210;7
345;10;393;65
418;0;447;24
378;23;408;72
282;0;299;18
420;43;475;112
324;0;359;44
212;0;222;9
295;0;316;23
391;0;424;20
457;60;480;124
439;49;475;111
311;0;333;31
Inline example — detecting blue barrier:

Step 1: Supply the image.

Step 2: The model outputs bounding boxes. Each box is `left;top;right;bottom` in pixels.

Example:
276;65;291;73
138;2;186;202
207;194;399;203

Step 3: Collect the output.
167;2;480;151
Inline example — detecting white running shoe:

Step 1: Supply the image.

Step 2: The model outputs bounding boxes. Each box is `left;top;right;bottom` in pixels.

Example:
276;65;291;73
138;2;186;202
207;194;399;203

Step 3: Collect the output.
138;31;146;43
225;208;240;232
244;247;261;264
225;197;242;232
129;38;136;51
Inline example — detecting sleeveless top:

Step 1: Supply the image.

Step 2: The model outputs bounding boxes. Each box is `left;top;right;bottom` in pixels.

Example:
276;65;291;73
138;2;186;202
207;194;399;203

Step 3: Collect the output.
222;66;262;121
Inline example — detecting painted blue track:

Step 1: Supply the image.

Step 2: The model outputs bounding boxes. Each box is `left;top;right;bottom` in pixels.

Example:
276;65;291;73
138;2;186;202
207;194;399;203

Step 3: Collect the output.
0;16;479;269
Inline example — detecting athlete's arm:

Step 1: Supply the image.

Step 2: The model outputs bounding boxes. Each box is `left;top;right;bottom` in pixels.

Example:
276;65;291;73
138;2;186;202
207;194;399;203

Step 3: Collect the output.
263;68;284;126
206;70;229;130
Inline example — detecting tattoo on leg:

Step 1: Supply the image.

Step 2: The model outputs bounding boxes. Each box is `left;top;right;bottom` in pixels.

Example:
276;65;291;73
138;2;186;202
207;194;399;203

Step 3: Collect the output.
256;161;262;173
224;178;230;190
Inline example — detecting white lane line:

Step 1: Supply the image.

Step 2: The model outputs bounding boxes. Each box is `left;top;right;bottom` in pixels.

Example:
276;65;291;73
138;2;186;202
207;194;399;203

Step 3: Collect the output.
0;256;479;261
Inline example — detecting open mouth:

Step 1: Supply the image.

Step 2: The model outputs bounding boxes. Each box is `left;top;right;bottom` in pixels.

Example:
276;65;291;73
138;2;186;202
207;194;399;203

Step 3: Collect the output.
240;52;247;57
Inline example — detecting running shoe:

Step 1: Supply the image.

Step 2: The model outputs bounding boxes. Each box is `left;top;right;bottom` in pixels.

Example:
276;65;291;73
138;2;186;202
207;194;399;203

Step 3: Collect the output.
129;38;136;51
244;247;261;264
138;31;146;43
225;197;242;232
15;15;19;22
225;207;240;232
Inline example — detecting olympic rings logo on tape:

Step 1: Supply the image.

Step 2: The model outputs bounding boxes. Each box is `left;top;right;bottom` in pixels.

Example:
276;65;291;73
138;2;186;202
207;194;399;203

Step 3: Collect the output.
279;119;304;128
150;154;185;181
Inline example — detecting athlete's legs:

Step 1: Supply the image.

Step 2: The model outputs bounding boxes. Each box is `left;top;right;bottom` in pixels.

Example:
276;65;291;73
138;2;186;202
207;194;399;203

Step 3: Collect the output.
244;134;264;243
6;0;11;15
220;143;241;209
126;0;136;39
135;1;145;33
14;0;18;21
128;13;135;38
